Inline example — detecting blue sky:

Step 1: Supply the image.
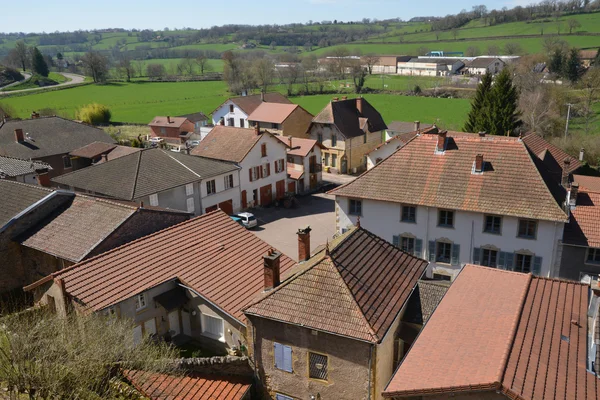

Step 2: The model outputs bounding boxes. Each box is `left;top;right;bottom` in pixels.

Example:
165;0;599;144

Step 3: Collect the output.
2;0;523;33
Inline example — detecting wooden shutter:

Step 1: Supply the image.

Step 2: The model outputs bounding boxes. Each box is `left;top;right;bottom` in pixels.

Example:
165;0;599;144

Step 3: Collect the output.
393;235;400;248
472;247;481;265
267;163;271;177
451;244;460;265
533;256;542;275
248;168;253;182
428;241;436;262
274;343;283;370
282;346;292;372
415;239;423;258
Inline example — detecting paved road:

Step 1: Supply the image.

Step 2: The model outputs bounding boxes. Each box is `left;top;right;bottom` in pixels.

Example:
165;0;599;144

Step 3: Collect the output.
322;171;357;186
250;193;336;262
0;72;85;95
1;72;31;90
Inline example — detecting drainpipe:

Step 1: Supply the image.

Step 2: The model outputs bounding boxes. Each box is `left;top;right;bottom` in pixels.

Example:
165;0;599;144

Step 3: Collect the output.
425;207;431;263
368;344;374;400
470;220;475;263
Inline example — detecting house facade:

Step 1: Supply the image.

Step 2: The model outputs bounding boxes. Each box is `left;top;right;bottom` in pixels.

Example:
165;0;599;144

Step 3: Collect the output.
368;55;411;74
396;58;464;76
331;131;569;280
277;136;323;194
247;103;313;139
211;93;292;128
464;57;505;75
308;97;387;175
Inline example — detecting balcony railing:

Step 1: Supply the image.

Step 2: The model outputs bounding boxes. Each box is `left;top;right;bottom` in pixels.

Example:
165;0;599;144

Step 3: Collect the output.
310;164;322;174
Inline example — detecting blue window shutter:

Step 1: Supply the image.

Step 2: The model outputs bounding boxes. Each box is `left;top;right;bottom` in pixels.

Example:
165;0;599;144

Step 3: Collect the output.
533;256;542;275
498;252;506;269
392;235;400;248
415;239;423;258
274;343;283;370
506;252;515;271
428;241;436;262
472;247;481;265
451;244;460;265
282;345;292;372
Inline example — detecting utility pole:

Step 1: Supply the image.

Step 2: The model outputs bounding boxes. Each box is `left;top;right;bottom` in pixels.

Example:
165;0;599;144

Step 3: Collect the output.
565;103;574;138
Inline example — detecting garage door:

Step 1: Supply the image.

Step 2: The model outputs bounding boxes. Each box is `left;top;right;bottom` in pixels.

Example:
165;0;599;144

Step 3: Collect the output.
260;184;272;206
218;199;233;215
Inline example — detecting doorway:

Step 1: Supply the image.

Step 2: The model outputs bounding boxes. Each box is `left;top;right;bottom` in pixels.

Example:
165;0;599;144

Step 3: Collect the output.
168;311;180;336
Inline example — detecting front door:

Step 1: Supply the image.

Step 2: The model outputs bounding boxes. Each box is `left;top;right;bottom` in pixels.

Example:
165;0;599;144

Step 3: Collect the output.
260;184;272;206
241;190;247;209
168;310;180;336
276;180;285;200
310;173;318;189
288;181;296;194
341;156;348;174
181;310;192;336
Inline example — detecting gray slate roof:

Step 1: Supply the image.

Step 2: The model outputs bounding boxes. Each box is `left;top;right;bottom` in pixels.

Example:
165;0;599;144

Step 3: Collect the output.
0;156;52;177
178;112;208;123
466;57;504;68
52;148;239;200
0;117;115;159
0;180;52;228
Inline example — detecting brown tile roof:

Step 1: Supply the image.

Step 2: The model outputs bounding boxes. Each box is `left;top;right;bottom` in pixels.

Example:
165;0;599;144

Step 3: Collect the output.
225;92;292;115
36;211;295;321
563;189;600;248
245;227;428;343
69;141;117;159
148;116;190;128
0;155;52;177
522;132;581;177
177;112;208;123
580;50;599;60
575;175;600;193
276;136;320;157
96;145;142;163
312;97;387;138
124;370;251;400
247;103;299;124
330;133;568;222
384;265;600;400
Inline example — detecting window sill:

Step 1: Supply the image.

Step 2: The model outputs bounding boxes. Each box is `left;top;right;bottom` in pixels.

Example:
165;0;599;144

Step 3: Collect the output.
584;261;600;267
308;378;329;384
483;231;502;236
517;236;536;240
437;225;455;229
400;220;417;224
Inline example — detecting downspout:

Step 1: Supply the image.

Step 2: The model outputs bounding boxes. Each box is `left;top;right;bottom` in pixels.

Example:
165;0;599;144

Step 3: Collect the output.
368;343;374;400
425;207;431;265
470;220;475;263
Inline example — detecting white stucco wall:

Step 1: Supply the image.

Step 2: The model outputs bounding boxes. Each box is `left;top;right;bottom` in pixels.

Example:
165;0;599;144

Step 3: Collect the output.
199;170;242;214
366;138;403;170
336;196;564;279
212;100;249;128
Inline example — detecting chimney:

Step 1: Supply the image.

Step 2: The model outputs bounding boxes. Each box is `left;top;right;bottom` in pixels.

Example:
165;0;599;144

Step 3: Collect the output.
414;121;420;131
220;118;225;126
263;249;282;291
255;123;260;136
185;147;191;155
31;111;40;119
297;226;312;262
570;182;579;207
332;97;339;101
167;116;171;124
140;201;144;208
475;154;484;173
436;131;447;152
341;96;348;100
579;148;585;162
288;136;292;147
36;168;51;187
14;128;24;142
101;153;108;162
562;158;571;187
478;131;486;137
356;97;363;114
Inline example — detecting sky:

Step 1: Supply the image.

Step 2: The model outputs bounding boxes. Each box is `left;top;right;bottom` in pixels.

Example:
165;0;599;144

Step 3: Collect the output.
1;0;525;33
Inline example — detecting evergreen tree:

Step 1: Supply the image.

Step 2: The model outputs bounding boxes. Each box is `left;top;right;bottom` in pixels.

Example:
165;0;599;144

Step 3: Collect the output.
564;48;581;82
464;71;492;133
487;68;521;135
31;47;49;77
549;49;565;76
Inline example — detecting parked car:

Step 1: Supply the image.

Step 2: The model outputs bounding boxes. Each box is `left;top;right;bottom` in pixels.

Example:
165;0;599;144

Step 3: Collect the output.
188;140;201;147
235;212;258;229
230;215;244;227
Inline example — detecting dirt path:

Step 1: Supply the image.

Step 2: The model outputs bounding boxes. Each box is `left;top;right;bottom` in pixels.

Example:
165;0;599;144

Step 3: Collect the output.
0;72;85;95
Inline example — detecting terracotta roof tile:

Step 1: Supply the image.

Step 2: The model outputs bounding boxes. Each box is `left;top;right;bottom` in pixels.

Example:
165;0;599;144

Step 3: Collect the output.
190;126;262;163
563;189;600;248
522;132;581;176
247;103;299;124
149;116;190;128
276;136;320;157
69;141;117;158
43;211;295;321
245;227;428;342
228;92;291;115
387;121;433;134
124;370;251;400
330;133;568;222
575;175;600;193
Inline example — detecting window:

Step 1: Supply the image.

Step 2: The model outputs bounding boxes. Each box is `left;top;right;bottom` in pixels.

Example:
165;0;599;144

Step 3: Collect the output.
400;236;415;254
430;240;460;265
401;205;416;223
239;118;245;128
436;242;452;264
185;183;194;196
135;293;147;311
349;199;362;216
518;219;537;239
229;104;234;113
262;163;270;177
481;248;498;268
224;174;234;190
438;210;454;227
160;127;166;135
274;342;292;372
206;179;216;195
324;153;330;166
433;273;452;281
331;154;337;168
587;248;600;265
515;253;532;273
275;394;293;400
393;236;423;257
331;134;337;147
317;133;323;144
249;166;260;182
186;197;195;213
261;143;267;157
149;194;159;206
200;313;225;342
62;155;72;169
484;215;502;234
274;159;284;173
271;123;279;129
309;352;328;381
228;118;234;126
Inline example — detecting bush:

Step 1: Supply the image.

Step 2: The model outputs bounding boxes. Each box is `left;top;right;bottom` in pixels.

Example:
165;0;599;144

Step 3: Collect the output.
413;85;422;94
77;103;112;125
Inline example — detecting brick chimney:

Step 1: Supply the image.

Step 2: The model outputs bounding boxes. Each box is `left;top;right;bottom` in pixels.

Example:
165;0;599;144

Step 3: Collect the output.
31;111;40;119
255;123;260;136
332;97;339;102
263;249;282;291
562;158;571;187
297;226;312;262
288;136;293;147
36;168;51;187
14;128;24;142
356;97;363;114
478;131;486;137
261;91;265;102
436;131;447;152
101;153;108;162
167;116;171;124
341;96;348;100
570;182;579;207
475;154;484;173
414;121;420;131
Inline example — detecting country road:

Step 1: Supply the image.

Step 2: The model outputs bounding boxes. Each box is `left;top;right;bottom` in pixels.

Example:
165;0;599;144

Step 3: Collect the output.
0;72;31;90
0;72;85;95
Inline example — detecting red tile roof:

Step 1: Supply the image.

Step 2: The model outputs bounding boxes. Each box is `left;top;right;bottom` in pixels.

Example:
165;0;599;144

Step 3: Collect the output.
383;265;600;399
575;175;600;193
148;117;191;128
276;136;320;157
330;133;568;222
124;370;251;400
191;126;264;163
212;93;292;115
247;103;299;124
522;132;581;175
287;167;303;181
69;141;117;159
33;211;295;322
563;189;600;248
245;227;428;343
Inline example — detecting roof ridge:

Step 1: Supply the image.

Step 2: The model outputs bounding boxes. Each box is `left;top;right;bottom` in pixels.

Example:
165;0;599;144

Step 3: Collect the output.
130;149;144;200
0;178;53;193
76;193;139;210
163;150;201;179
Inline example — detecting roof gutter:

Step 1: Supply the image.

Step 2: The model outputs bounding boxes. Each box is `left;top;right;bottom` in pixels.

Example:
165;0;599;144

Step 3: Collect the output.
1;189;74;234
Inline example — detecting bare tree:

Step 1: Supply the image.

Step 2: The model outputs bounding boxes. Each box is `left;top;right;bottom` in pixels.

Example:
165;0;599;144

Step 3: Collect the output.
117;53;135;82
579;68;600;134
278;63;300;96
435;30;442;40
451;28;459;40
80;51;110;83
329;47;351;78
466;46;481;57
363;53;380;75
567;18;581;34
13;40;28;71
146;63;166;80
195;55;211;75
252;57;275;94
504;42;523;55
350;61;368;93
177;56;195;76
487;44;500;55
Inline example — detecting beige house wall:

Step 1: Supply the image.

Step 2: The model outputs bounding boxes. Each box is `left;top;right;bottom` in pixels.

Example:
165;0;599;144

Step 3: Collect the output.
346;130;384;173
375;307;409;400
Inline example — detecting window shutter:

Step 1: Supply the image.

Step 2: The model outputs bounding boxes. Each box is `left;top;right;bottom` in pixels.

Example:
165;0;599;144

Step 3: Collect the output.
392;235;400;248
472;247;481;265
451;244;460;265
428;241;436;262
415;239;423;258
249;168;253;182
260;166;264;179
267;163;271;176
498;251;506;269
283;346;292;372
274;343;283;369
533;256;542;275
506;252;515;271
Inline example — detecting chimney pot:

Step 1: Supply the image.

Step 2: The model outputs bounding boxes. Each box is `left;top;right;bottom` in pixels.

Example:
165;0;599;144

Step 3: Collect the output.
36;169;51;187
101;153;108;162
297;226;312;262
140;201;144;208
475;154;484;173
579;148;585;162
333;97;339;101
414;121;420;131
14;128;24;143
356;97;363;114
288;136;292;147
263;249;282;291
478;131;486;137
570;182;579;206
167;116;171;123
436;131;447;152
31;111;40;119
341;96;348;100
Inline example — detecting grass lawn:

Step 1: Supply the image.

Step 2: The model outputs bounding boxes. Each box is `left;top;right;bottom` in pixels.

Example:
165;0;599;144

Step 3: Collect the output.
48;72;67;83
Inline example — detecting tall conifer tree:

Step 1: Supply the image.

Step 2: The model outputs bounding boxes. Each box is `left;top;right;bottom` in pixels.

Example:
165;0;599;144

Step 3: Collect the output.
487;68;521;135
464;71;492;133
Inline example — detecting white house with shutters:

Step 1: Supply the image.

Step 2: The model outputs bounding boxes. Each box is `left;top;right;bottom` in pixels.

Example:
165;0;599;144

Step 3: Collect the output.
330;131;570;280
211;93;293;129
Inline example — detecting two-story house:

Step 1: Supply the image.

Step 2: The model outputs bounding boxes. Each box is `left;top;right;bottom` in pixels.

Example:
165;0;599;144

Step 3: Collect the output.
308;97;387;174
211;93;292;128
0;116;115;178
247;103;313;138
330;131;570;280
191;125;289;208
276;136;323;194
244;225;429;400
52;148;241;215
25;211;295;354
463;57;505;75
